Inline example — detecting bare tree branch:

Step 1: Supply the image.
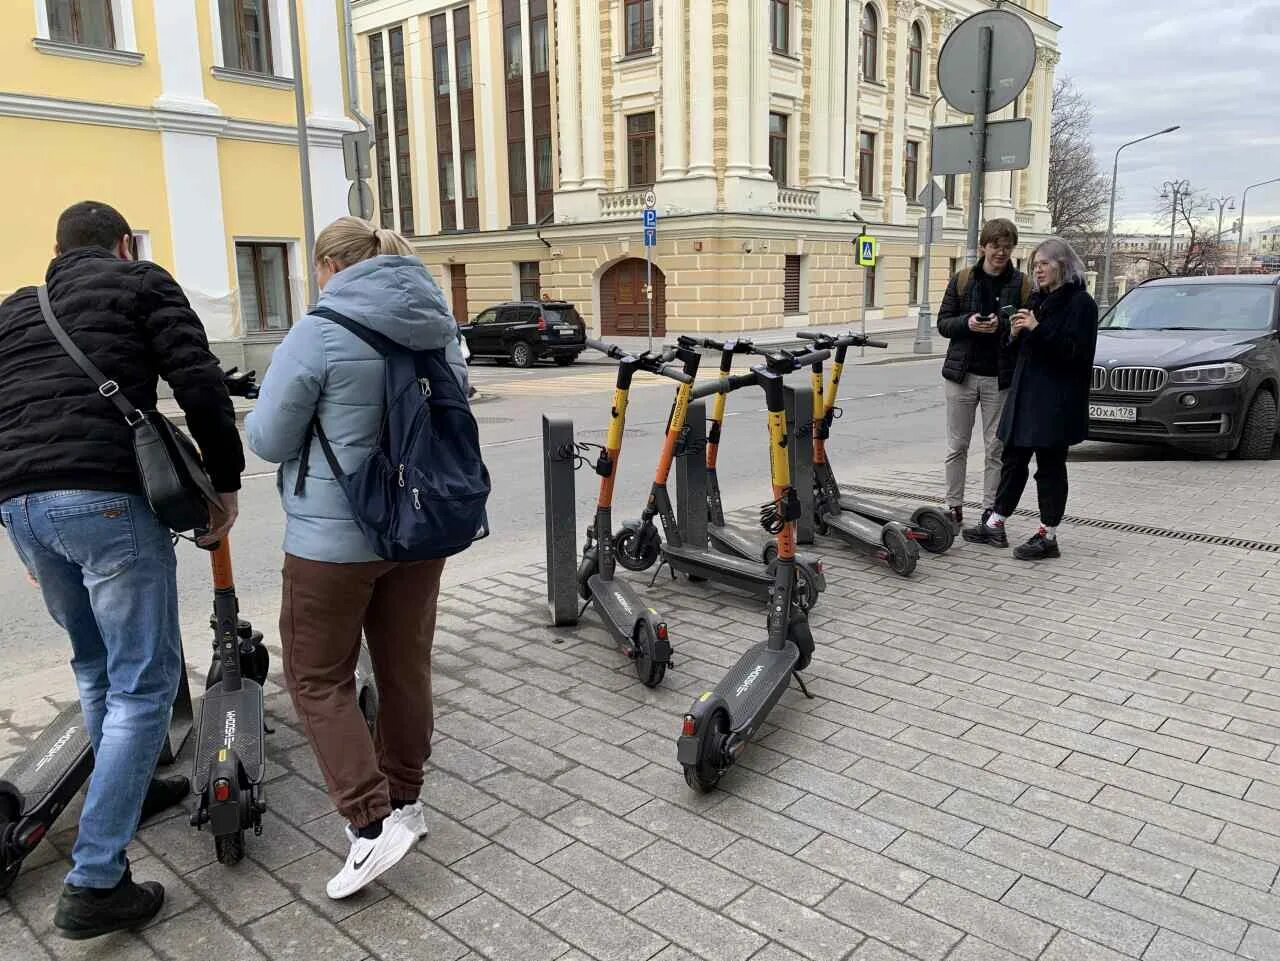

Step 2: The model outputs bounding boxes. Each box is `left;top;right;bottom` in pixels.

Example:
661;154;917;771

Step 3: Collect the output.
1048;77;1111;242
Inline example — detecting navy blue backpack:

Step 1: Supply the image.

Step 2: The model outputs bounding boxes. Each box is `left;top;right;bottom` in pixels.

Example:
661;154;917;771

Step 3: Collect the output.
295;307;490;560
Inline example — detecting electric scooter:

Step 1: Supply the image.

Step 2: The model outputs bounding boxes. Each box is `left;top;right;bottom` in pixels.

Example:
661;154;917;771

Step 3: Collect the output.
613;341;825;611
676;346;831;792
799;334;920;576
575;338;688;687
797;331;956;553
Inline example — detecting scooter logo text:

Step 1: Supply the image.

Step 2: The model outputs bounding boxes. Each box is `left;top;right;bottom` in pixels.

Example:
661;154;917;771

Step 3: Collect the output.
223;710;237;746
735;664;764;698
33;726;78;773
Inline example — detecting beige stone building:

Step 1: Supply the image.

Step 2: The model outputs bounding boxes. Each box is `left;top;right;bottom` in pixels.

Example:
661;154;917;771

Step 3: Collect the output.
351;0;1060;337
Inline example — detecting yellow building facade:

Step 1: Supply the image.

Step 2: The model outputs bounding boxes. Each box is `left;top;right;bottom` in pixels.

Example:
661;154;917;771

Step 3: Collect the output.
1;0;359;368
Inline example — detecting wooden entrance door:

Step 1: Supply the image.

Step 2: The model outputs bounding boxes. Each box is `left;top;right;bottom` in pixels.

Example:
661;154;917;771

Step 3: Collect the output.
601;258;666;337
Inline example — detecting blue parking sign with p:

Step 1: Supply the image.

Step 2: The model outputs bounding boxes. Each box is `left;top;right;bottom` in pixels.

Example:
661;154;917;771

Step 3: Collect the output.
644;227;657;247
643;209;657;229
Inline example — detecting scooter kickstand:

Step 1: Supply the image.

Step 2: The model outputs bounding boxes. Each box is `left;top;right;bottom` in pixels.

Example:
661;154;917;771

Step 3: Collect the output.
578;598;592;619
791;671;814;699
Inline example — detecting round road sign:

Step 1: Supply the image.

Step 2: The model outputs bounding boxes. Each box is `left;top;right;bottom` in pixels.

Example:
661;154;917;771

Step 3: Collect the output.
643;190;657;209
937;9;1036;115
348;181;375;220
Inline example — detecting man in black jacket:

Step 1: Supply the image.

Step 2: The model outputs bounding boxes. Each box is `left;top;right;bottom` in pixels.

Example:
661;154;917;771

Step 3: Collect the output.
936;218;1031;527
0;202;243;938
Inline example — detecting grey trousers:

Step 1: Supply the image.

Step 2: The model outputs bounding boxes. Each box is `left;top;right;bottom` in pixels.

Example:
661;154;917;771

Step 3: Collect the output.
944;375;1006;509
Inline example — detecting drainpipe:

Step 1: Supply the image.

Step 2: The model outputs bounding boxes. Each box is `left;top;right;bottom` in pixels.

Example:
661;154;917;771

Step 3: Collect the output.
344;0;372;135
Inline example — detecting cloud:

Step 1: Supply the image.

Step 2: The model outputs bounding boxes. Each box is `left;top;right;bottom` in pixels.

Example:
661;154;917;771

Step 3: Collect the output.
1053;0;1280;231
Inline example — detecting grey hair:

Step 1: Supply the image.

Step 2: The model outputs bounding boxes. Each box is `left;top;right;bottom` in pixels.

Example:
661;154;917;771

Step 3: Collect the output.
1031;236;1087;290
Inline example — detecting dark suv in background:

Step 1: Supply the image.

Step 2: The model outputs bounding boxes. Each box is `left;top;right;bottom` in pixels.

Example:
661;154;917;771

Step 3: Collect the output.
1089;275;1280;458
460;300;587;368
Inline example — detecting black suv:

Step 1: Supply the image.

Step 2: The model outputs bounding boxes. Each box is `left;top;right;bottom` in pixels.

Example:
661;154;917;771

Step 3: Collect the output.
1089;274;1280;458
460;300;586;368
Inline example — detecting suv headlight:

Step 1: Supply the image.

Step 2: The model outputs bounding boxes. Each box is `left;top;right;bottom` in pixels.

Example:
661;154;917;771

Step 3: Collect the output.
1168;362;1246;385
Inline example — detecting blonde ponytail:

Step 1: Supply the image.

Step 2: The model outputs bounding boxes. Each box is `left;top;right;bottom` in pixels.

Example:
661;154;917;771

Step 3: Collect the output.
314;216;414;271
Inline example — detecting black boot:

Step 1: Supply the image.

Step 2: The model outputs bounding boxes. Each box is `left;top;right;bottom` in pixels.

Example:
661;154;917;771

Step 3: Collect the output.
962;518;1008;548
54;868;164;940
1014;531;1061;561
140;775;190;822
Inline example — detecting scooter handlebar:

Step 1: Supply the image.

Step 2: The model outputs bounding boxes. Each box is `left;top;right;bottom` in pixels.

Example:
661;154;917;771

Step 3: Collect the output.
654;363;694;384
690;370;759;399
797;331;888;350
789;348;832;368
585;337;627;360
697;336;755;353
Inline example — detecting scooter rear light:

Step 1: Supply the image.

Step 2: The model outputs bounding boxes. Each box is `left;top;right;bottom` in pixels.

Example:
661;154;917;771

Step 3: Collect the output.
213;778;232;803
19;823;47;849
656;624;669;641
815;560;824;574
681;714;696;737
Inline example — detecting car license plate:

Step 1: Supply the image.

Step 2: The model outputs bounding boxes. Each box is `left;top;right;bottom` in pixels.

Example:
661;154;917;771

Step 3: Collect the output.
556;326;576;335
1089;403;1137;423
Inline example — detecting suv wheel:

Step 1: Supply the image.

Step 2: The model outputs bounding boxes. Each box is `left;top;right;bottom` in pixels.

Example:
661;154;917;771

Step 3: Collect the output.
510;341;535;369
1235;390;1278;460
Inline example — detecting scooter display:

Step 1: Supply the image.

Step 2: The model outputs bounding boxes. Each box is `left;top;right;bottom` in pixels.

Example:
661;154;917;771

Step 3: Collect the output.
801;334;921;576
675;347;830;792
613;340;824;611
797;332;955;554
575;338;688;687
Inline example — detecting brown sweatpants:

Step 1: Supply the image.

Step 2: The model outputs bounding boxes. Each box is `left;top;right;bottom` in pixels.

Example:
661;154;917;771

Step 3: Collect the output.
280;553;445;828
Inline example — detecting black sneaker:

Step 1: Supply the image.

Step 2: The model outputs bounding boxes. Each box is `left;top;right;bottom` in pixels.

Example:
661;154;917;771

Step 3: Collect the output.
1014;532;1061;561
55;869;164;940
962;520;1008;548
140;775;190;822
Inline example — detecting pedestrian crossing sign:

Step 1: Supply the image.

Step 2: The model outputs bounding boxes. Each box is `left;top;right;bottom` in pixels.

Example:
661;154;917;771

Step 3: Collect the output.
855;234;877;268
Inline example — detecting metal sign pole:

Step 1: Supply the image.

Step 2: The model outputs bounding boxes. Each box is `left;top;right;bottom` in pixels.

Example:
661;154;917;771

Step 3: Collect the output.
861;265;868;358
964;26;993;268
288;0;318;306
646;246;653;351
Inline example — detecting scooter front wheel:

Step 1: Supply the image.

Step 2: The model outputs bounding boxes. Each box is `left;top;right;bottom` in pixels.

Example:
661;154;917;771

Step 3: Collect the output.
215;830;245;865
883;526;919;577
613;527;661;572
912;507;956;555
683;709;729;793
633;622;667;688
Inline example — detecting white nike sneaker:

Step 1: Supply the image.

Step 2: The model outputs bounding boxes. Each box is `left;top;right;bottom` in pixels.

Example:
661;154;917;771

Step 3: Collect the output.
390;801;429;840
327;819;416;899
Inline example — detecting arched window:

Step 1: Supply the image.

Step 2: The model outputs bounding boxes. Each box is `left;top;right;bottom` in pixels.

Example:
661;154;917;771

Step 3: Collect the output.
908;21;923;94
861;5;879;81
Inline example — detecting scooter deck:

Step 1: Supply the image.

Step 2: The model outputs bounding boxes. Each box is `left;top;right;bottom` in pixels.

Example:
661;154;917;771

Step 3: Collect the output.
0;703;91;817
587;574;651;646
714;642;798;728
193;679;265;793
708;522;824;569
837;490;915;525
818;508;886;548
662;544;773;596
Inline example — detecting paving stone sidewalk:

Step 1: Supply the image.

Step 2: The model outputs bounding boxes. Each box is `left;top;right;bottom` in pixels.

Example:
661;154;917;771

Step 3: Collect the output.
3;445;1279;961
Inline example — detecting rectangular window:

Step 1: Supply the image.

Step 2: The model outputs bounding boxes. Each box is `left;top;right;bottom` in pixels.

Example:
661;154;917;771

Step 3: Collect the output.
518;261;540;301
504;23;522;79
433;42;450;95
949;257;960;277
769;113;788;187
509;140;527;193
462;150;478;200
944;174;957;208
627;112;656;188
531;16;549;74
369;34;395;229
450;263;468;324
389;27;414;235
909;257;920;306
864;264;877;308
219;0;273;74
439;153;456;202
624;0;653;55
858;132;876;198
535;135;553;192
905;140;920;201
784;255;802;315
235;242;292;332
455;36;472;91
47;0;116;48
770;0;789;54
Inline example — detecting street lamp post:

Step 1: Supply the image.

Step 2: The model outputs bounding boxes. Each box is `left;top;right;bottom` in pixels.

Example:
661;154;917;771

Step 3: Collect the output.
1237;177;1280;273
1160;179;1191;277
1100;126;1180;311
1207;195;1235;274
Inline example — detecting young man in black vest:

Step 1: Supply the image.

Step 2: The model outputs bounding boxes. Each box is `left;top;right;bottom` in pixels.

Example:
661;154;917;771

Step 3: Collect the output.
0;202;242;938
936;218;1031;533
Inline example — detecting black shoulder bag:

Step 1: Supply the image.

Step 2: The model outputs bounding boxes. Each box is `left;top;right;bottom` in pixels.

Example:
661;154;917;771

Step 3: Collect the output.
36;285;218;533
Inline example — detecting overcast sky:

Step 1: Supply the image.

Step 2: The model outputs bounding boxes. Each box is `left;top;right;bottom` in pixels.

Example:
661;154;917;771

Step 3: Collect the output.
1052;0;1280;237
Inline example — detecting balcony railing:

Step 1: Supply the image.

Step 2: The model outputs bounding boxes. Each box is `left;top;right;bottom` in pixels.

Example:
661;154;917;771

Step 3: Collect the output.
600;188;649;219
773;187;818;216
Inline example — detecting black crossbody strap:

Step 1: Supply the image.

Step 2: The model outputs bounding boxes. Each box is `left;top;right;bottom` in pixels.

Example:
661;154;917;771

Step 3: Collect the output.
37;285;144;427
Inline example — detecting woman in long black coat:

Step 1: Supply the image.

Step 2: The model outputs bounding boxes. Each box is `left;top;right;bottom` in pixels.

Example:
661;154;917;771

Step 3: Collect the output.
963;237;1098;560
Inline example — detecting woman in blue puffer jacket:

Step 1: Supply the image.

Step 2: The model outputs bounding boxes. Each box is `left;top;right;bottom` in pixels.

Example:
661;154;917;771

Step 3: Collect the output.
245;217;468;900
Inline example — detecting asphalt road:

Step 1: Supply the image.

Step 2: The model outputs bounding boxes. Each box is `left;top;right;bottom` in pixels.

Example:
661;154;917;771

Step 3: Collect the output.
0;354;949;689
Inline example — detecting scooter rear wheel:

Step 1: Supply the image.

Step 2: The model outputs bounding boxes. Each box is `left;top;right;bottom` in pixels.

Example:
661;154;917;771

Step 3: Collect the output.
633;622;667;688
682;709;729;793
883;526;919;577
215;830;245;865
912;507;956;555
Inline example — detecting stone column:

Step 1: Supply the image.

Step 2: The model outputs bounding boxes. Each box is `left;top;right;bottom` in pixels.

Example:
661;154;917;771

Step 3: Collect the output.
826;0;847;185
749;0;771;180
660;0;687;179
555;0;582;189
888;0;913;222
579;0;605;189
725;0;752;180
808;0;833;186
1027;46;1058;227
687;0;714;179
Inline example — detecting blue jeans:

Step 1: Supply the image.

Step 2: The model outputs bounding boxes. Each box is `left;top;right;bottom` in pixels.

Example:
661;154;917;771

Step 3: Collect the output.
0;491;181;888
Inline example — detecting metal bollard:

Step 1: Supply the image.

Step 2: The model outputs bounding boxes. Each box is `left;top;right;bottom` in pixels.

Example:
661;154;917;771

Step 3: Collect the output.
543;415;579;626
786;386;815;545
675;400;708;547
